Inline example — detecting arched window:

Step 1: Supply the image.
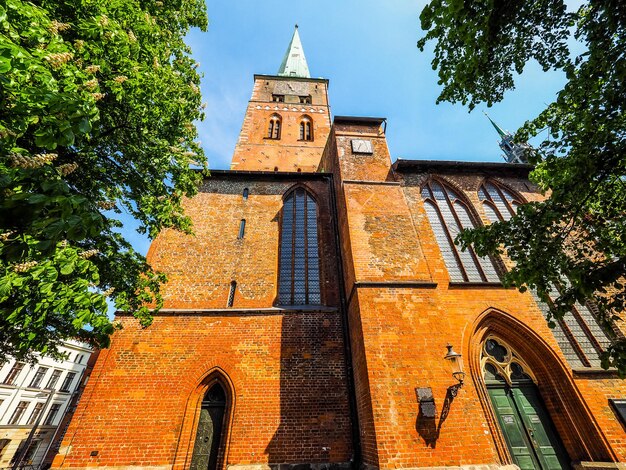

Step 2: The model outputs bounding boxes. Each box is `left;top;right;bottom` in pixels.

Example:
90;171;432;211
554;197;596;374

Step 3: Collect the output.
533;287;612;369
242;188;249;200
478;180;523;222
278;188;321;305
421;179;499;282
267;114;281;140
478;182;613;368
299;116;313;141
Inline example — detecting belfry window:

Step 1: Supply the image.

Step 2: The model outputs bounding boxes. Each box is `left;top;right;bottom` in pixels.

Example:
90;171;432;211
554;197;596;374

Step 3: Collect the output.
421;179;499;282
278;188;321;305
267;114;281;139
299;116;313;141
478;180;522;222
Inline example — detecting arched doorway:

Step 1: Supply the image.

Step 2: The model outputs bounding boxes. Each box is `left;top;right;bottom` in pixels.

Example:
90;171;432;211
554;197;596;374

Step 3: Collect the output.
482;337;570;470
190;382;228;470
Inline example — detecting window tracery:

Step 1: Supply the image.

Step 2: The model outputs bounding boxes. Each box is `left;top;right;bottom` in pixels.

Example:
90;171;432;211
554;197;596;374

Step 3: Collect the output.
478;180;523;223
481;337;536;385
278;188;321;305
421;179;499;282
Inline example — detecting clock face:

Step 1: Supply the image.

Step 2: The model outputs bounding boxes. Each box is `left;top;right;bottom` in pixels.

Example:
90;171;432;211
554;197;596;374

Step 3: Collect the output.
351;139;373;154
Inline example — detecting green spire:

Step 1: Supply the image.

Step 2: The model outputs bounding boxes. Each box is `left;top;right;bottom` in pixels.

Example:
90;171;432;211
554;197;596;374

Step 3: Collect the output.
277;25;311;78
484;111;509;138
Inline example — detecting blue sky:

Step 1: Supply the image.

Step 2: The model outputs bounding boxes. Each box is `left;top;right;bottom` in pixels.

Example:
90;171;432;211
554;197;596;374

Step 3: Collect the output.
121;0;570;256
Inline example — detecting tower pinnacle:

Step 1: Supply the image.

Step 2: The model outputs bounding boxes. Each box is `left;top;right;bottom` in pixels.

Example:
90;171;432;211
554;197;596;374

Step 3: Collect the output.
277;25;311;78
484;112;532;164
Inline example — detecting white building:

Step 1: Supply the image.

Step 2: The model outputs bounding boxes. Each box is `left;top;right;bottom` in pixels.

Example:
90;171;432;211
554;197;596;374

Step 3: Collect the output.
0;340;92;468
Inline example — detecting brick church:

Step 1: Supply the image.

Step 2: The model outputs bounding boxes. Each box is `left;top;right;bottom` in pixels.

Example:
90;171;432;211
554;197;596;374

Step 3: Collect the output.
53;27;626;470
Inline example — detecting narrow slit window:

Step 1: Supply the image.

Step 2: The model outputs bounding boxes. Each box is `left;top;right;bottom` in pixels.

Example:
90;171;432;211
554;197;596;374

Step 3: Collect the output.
243;188;249;200
227;281;236;307
238;219;246;239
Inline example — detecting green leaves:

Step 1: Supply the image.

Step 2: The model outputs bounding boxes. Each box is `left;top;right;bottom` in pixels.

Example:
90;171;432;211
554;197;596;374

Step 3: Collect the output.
1;0;207;362
421;0;626;374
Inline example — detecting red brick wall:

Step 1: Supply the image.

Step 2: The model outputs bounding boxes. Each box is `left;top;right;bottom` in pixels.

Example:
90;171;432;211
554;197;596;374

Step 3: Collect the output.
53;312;352;468
52;174;353;469
323;118;626;468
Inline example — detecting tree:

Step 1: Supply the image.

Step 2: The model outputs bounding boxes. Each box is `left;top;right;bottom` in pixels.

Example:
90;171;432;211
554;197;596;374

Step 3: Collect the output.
418;0;626;374
0;0;207;362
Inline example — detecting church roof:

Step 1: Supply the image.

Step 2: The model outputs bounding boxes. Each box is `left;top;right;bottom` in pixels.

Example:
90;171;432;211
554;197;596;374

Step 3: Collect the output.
277;25;311;78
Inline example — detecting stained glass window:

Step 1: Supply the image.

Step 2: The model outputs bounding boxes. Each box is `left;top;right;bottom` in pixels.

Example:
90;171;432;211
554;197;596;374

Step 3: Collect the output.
421;179;499;282
278;188;321;305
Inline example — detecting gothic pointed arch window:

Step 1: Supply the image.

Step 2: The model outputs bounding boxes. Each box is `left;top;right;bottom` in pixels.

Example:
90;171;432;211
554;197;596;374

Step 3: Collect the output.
278;187;321;305
299;115;313;141
421;178;499;282
478;180;524;223
477;180;614;368
267;114;281;140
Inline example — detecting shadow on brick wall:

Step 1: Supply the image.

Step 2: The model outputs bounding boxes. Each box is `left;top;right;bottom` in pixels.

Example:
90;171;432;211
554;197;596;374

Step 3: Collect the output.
265;312;352;468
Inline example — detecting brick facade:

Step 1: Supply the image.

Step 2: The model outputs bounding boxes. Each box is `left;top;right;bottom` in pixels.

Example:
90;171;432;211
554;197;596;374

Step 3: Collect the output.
53;51;625;470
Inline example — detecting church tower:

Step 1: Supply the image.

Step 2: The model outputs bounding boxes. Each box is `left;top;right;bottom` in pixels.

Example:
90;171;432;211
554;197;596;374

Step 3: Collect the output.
231;26;331;172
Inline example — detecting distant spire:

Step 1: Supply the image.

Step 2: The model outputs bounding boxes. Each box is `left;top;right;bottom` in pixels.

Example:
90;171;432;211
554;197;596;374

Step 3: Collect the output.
483;112;532;164
483;111;508;139
277;25;311;78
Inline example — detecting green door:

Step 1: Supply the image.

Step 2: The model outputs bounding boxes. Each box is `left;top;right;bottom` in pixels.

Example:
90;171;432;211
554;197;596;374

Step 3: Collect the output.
190;383;227;470
487;384;569;470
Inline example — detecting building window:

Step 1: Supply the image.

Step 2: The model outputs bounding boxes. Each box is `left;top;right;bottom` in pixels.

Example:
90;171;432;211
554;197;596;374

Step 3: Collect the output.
272;94;284;102
29;366;48;389
238;219;246;239
478;180;613;369
227;281;236;308
26;402;45;425
46;369;62;390
299;116;313;141
421;179;499;282
60;372;76;392
533;288;613;369
9;401;29;425
478;180;523;222
267;114;281;139
0;439;10;459
44;403;61;426
243;188;249;200
278;188;321;305
299;95;312;104
3;362;25;385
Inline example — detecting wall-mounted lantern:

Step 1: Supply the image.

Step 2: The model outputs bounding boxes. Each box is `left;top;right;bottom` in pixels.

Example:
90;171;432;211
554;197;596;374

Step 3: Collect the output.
444;344;465;397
